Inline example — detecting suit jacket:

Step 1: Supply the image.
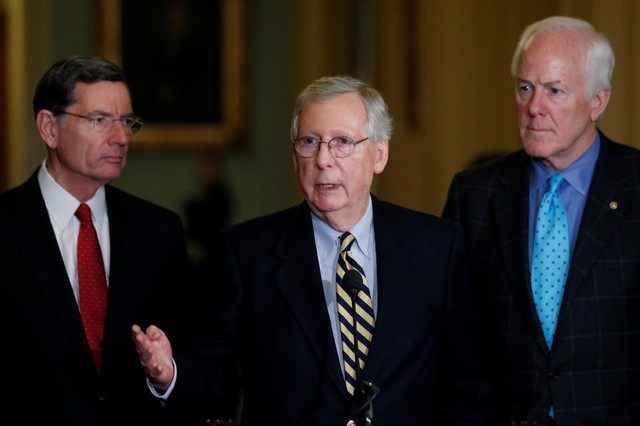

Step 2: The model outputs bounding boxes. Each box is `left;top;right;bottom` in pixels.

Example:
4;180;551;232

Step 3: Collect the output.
168;195;494;425
442;131;640;425
0;169;193;426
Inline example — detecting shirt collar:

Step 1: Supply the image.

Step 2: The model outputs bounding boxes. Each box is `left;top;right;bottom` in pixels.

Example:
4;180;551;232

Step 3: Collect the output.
530;132;600;196
38;159;107;228
312;195;374;258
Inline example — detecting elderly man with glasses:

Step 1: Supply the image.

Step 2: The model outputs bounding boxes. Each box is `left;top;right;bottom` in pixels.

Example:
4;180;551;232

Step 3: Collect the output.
133;75;494;426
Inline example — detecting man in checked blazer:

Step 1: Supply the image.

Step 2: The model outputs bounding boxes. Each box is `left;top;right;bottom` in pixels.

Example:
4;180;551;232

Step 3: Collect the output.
133;75;494;425
442;16;640;425
0;56;203;425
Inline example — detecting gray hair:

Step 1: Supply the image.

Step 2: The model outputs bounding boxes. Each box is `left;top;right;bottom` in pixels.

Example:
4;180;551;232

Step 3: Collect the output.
290;75;393;143
510;16;615;98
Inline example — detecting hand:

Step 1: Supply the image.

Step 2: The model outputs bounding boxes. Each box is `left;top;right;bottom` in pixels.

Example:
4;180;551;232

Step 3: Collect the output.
131;324;174;391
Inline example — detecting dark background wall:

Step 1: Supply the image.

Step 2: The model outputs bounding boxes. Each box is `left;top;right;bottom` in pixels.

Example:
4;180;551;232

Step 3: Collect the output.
2;0;639;226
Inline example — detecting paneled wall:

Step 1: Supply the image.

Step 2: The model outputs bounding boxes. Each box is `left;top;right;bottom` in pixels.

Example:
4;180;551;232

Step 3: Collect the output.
3;0;640;221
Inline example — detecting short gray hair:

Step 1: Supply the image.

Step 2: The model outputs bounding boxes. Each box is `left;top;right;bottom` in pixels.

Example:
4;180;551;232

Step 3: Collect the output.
290;75;393;143
510;16;614;98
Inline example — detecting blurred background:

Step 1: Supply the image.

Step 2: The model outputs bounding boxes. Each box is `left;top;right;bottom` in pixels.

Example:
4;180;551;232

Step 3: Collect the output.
1;0;639;230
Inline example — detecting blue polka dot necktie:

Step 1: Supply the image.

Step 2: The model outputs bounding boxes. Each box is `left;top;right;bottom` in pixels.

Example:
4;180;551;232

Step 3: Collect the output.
75;203;108;371
531;174;569;349
336;232;375;395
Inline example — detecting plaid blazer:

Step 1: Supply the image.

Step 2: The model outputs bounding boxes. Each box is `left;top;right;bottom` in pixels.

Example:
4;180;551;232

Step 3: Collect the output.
442;131;640;425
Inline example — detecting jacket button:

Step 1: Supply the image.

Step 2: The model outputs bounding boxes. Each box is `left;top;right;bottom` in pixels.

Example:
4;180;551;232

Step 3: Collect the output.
549;370;560;381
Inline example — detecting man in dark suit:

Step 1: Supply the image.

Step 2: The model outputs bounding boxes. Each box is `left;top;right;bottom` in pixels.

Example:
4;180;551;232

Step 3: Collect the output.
133;75;494;425
0;56;195;425
442;16;640;425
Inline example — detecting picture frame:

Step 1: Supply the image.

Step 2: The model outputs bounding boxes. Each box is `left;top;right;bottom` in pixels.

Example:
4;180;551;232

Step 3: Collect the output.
98;0;245;149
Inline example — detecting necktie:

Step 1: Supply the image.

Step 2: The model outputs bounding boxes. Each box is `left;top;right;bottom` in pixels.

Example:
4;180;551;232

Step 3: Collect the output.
336;232;375;395
75;203;108;371
531;173;569;349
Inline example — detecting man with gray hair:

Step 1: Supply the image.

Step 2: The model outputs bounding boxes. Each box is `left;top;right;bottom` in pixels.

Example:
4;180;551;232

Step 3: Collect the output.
133;75;494;425
443;16;640;425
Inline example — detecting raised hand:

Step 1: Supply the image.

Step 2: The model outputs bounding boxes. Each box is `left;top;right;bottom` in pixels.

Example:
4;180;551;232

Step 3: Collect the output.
131;324;174;391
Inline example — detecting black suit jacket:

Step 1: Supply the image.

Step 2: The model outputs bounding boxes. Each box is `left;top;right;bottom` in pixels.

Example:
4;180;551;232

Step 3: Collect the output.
168;195;494;425
0;169;192;426
442;131;640;425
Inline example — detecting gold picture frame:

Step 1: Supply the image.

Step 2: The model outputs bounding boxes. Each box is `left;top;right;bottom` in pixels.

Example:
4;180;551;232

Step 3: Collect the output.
98;0;244;149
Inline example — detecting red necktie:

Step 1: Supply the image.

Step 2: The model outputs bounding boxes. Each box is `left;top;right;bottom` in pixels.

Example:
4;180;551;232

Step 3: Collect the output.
75;203;108;371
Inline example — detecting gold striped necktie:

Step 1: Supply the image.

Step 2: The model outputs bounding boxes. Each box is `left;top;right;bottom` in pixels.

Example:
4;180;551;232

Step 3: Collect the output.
336;232;375;395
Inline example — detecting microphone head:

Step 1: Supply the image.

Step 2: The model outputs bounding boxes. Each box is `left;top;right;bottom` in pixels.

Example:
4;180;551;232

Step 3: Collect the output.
360;380;380;394
342;269;364;300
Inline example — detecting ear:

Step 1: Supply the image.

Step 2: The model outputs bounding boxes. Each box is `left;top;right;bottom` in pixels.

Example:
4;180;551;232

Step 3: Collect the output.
590;88;611;122
373;139;389;174
36;110;59;149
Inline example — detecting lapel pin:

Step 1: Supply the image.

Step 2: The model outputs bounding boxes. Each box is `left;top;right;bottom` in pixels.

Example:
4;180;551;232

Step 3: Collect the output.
609;201;618;210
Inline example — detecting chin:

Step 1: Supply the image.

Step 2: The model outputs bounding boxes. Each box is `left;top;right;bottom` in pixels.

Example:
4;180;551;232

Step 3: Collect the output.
522;137;553;157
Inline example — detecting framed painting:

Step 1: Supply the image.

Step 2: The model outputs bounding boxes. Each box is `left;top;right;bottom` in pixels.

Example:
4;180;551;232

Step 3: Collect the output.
98;0;245;149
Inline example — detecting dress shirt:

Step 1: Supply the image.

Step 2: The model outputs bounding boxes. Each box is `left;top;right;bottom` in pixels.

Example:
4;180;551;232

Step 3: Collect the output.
37;159;110;303
312;196;378;373
528;135;599;264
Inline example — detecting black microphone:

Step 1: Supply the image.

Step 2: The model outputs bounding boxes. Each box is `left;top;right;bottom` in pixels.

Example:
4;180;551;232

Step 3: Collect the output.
343;269;364;302
342;269;363;384
342;270;379;424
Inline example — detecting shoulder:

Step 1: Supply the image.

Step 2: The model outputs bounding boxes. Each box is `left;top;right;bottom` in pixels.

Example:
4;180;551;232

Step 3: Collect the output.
372;196;457;235
598;131;640;158
223;202;308;238
105;185;182;224
454;150;528;183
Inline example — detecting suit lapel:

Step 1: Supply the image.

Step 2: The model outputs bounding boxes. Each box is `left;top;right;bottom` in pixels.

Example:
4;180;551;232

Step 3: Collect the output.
560;140;627;313
361;200;416;379
272;203;346;393
14;176;90;355
492;155;550;352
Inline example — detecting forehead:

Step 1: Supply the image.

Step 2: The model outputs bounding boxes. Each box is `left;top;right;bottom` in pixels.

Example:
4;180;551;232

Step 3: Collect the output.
72;81;132;110
520;29;586;81
299;92;367;130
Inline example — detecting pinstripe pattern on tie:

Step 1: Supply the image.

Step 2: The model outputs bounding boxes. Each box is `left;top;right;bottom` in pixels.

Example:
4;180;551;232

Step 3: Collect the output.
336;232;375;395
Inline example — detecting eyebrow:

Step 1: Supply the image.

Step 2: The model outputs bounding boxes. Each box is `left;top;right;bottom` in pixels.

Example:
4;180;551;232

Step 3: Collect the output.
86;109;136;118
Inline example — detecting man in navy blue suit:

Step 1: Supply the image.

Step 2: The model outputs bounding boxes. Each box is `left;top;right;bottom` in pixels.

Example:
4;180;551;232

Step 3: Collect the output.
443;16;640;425
133;75;494;425
0;56;197;425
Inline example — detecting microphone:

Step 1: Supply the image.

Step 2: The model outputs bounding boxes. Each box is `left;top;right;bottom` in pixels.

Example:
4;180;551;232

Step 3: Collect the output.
341;270;379;424
342;269;364;384
343;269;364;302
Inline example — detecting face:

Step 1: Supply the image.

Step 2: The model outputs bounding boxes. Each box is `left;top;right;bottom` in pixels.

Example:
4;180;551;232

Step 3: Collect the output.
293;92;388;231
38;81;134;200
515;29;609;170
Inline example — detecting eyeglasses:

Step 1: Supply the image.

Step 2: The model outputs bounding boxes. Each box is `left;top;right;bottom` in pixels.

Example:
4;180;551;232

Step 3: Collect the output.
60;111;143;135
292;136;369;158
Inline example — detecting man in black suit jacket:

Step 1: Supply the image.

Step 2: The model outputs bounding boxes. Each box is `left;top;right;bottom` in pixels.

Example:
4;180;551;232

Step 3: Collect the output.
133;75;494;425
0;56;195;425
443;17;640;425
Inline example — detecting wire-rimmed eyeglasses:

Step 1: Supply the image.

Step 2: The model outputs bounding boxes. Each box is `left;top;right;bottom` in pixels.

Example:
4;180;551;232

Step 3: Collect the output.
60;111;143;135
292;136;369;158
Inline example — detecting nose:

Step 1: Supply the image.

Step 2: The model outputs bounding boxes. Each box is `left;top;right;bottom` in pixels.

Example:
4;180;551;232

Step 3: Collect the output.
527;90;546;116
315;141;335;167
111;119;131;144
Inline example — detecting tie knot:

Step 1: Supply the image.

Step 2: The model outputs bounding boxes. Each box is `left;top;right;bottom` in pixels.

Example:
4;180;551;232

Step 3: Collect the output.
75;203;93;224
339;232;356;252
548;173;564;194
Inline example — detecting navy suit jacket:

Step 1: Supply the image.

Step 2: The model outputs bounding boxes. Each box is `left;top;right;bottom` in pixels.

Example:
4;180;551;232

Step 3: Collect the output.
0;169;192;426
442;131;640;425
168;195;494;425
